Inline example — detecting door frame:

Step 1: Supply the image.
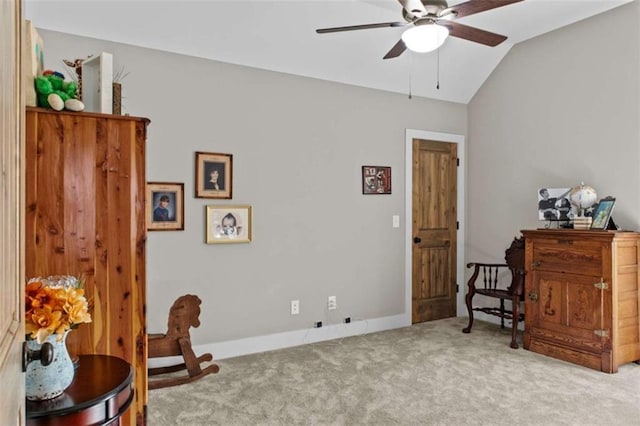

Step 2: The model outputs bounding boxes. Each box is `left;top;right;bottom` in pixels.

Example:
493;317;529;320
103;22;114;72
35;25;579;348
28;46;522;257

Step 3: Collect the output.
404;129;465;324
0;0;25;424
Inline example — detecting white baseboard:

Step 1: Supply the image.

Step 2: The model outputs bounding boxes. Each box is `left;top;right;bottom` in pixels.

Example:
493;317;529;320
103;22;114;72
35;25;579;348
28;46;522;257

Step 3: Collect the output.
148;313;410;368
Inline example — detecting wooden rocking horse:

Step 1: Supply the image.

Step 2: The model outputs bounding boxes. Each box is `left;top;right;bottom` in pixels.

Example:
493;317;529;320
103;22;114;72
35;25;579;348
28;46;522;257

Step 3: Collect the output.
148;295;219;389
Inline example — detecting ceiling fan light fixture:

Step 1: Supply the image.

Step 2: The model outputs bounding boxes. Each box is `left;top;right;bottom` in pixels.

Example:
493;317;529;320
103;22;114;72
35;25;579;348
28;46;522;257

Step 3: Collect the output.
401;24;449;53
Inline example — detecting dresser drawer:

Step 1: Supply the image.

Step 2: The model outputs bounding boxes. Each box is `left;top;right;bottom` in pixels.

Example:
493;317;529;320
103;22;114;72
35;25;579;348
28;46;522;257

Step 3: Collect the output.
531;238;603;276
528;339;605;372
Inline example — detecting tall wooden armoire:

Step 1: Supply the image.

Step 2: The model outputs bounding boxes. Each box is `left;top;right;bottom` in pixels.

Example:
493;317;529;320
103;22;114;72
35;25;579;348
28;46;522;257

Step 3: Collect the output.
25;107;150;425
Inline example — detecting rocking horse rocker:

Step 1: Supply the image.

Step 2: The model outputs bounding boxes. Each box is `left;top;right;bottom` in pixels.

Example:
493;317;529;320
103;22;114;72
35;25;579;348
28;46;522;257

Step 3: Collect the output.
148;295;219;389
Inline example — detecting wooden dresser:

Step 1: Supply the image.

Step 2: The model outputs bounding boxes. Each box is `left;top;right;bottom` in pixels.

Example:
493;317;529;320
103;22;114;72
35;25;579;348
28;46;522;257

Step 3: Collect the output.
25;108;149;424
522;229;640;373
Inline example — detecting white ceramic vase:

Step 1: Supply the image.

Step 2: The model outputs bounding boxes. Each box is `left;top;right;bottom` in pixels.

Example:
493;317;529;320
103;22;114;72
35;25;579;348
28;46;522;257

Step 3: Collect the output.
25;331;75;401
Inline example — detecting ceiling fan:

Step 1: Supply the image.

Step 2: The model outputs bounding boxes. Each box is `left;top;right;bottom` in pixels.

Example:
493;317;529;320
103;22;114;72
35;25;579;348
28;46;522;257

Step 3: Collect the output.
316;0;524;59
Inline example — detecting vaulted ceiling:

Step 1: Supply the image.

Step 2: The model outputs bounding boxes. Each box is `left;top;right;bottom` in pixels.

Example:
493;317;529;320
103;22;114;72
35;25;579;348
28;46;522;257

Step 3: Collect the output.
25;0;633;103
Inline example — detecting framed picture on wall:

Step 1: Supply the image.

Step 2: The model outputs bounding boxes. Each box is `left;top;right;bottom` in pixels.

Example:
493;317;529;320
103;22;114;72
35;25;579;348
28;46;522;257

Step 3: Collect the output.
195;151;233;199
362;166;391;194
206;205;252;244
147;182;184;231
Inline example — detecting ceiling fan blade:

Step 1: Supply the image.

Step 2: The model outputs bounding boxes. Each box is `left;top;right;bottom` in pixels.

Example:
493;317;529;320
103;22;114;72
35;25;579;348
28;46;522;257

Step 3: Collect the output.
316;21;406;34
383;39;407;60
441;0;523;19
397;0;427;16
438;21;507;47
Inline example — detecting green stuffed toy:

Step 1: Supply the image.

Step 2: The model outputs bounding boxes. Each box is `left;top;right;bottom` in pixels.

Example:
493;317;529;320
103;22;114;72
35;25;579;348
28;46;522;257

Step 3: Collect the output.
35;70;84;112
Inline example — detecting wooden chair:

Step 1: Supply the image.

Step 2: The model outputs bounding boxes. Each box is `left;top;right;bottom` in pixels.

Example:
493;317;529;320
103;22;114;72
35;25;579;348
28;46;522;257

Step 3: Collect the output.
148;295;219;389
462;237;525;349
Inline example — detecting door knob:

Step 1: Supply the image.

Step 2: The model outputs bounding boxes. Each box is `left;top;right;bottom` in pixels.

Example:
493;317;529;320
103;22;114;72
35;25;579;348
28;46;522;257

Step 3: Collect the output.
413;237;421;244
22;341;54;372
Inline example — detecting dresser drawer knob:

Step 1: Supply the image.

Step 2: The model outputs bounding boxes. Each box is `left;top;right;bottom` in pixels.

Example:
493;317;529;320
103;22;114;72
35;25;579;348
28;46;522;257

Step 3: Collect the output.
531;261;541;268
528;292;539;302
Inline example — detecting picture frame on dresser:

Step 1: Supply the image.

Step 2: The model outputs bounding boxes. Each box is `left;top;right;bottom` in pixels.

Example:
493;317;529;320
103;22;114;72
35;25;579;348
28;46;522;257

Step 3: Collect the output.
537;187;571;221
590;197;616;230
81;52;113;114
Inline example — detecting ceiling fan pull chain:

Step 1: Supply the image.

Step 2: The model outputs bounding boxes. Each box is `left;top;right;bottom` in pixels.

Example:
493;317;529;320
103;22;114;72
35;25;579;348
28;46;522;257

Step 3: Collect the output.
408;52;413;99
436;46;440;90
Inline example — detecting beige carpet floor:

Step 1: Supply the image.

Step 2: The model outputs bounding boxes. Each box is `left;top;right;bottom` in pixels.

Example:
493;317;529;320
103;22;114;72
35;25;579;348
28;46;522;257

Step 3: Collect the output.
148;317;640;425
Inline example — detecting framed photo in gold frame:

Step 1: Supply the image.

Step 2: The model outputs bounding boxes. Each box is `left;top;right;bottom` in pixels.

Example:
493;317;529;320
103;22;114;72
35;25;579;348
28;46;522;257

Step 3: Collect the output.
146;182;184;231
206;205;252;244
195;151;233;199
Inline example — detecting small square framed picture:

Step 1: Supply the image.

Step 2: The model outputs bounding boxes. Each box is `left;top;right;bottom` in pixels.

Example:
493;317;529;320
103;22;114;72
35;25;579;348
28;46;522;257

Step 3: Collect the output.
206;205;252;244
362;166;391;194
147;182;184;231
195;151;233;199
590;197;616;230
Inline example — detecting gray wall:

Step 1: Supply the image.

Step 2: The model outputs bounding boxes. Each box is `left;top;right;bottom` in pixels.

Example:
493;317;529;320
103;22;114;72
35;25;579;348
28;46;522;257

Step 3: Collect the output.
38;1;639;354
467;1;640;262
39;29;467;350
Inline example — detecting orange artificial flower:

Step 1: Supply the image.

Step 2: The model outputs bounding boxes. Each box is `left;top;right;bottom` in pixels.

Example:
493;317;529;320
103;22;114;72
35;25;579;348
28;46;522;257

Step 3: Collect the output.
25;275;92;343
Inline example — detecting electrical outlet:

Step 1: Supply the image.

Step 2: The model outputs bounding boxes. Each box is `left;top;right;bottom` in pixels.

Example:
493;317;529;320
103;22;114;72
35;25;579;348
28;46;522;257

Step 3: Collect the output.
328;296;337;310
344;317;351;323
315;321;323;328
291;300;299;315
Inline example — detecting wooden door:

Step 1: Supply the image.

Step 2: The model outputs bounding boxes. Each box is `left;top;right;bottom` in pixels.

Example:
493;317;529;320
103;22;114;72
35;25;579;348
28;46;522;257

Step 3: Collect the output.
412;139;457;323
0;2;25;424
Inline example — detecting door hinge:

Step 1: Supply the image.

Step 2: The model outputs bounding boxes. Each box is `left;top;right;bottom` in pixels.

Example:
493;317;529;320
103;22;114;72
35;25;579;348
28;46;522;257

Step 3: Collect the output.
456;221;459;230
456;284;459;293
456;158;460;167
594;329;609;338
593;280;609;290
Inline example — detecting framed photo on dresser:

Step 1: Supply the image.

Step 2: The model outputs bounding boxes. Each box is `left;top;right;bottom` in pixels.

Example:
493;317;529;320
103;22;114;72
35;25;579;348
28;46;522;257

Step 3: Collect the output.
590;197;616;230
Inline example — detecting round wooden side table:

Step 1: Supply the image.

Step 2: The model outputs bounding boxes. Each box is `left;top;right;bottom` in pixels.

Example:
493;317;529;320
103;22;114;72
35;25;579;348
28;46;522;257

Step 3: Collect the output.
26;355;134;426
